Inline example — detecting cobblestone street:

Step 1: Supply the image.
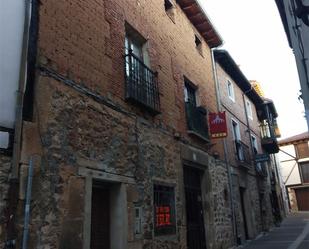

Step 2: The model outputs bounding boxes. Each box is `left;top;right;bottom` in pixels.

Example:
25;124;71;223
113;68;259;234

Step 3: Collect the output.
243;212;309;249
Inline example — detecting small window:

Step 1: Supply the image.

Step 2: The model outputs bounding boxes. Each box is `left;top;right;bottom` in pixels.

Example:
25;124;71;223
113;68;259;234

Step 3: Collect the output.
195;35;202;55
227;80;235;101
245;99;253;120
164;0;175;22
164;0;173;10
154;184;176;236
300;161;309;183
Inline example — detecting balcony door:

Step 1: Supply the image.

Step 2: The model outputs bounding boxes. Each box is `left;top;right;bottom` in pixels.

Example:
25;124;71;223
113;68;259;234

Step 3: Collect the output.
232;119;244;161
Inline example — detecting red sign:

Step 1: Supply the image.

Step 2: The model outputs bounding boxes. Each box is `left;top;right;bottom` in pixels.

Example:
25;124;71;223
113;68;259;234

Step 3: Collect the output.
156;206;172;227
208;112;228;139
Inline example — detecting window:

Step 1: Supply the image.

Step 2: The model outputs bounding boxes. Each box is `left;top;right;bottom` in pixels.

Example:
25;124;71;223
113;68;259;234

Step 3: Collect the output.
295;142;309;159
184;79;209;139
164;0;175;22
195;35;203;55
251;135;258;155
227;80;235;101
232;119;244;161
300;162;309;183
124;23;160;113
164;0;173;10
154;185;176;236
245;99;253;120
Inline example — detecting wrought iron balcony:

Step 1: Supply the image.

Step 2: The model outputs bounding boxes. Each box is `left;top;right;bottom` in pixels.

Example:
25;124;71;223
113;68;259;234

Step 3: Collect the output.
185;103;209;141
124;50;160;114
260;123;279;153
234;140;251;167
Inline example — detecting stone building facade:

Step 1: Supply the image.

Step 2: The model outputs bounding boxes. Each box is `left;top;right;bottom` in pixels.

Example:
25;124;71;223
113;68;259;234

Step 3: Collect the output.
0;1;284;249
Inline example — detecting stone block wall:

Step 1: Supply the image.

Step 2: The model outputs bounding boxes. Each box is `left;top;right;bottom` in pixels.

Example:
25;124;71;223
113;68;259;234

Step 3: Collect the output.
0;155;11;248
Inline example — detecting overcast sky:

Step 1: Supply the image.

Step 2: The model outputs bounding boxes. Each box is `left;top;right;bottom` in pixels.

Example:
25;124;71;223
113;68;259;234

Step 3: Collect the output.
200;0;307;138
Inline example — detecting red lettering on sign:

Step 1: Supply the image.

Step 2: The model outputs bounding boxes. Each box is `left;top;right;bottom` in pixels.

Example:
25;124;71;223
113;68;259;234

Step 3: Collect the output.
156;206;172;227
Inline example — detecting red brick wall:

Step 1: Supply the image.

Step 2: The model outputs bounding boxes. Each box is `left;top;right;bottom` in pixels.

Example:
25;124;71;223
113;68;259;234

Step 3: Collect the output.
38;0;221;153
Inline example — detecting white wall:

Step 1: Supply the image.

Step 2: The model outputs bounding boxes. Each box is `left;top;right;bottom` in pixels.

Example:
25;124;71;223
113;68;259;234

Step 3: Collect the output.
283;0;309;131
279;144;301;185
0;0;25;129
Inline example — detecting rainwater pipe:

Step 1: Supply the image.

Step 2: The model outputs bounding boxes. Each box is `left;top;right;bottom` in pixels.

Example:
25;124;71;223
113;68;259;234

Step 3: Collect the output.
6;0;32;246
21;157;34;249
211;48;237;246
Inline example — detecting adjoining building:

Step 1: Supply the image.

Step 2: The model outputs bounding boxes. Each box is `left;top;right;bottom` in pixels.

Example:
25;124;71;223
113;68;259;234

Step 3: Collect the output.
214;50;284;244
275;0;309;131
279;132;309;211
0;1;285;249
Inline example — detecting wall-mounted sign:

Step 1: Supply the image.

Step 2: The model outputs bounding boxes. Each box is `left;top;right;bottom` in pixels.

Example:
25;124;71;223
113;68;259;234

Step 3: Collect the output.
208;112;227;138
155;206;172;227
255;154;270;163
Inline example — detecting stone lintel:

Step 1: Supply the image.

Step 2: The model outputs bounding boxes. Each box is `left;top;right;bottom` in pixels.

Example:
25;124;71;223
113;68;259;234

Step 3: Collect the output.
181;144;209;168
78;167;135;184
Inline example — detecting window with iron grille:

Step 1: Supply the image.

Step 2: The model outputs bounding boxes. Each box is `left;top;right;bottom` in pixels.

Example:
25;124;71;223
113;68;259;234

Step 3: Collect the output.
153;184;176;236
124;23;160;114
184;79;209;139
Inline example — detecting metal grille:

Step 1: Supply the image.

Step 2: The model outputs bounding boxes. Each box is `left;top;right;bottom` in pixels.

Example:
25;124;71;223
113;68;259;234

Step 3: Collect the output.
184;166;207;249
234;140;251;166
153;185;176;236
125;50;160;114
185;103;209;139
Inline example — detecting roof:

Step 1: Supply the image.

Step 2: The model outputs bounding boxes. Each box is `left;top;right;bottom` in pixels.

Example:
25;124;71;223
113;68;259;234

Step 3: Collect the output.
214;50;264;106
275;0;292;48
278;132;309;145
262;98;278;118
177;0;223;48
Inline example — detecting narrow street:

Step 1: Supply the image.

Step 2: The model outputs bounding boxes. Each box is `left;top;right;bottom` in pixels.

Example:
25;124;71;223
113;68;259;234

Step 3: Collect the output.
243;212;309;249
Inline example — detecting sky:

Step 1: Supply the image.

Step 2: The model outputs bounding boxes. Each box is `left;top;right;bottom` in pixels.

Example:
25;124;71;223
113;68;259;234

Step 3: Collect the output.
199;0;308;139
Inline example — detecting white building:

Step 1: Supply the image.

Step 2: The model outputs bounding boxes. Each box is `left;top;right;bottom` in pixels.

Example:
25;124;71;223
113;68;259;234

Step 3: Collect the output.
278;132;309;211
275;0;309;131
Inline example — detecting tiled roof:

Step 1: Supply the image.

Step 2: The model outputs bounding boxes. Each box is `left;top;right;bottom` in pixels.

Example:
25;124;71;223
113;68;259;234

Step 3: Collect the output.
278;132;309;145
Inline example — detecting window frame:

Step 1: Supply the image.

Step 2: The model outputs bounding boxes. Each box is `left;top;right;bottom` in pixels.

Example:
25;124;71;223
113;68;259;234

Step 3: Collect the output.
153;184;176;236
227;79;235;102
245;98;253;120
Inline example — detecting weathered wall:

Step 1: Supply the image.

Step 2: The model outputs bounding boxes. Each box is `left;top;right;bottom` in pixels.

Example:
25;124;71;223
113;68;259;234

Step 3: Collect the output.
18;70;234;249
0;155;11;248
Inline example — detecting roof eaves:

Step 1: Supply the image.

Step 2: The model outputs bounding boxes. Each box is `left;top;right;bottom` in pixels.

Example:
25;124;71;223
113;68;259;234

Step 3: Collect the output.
177;0;223;48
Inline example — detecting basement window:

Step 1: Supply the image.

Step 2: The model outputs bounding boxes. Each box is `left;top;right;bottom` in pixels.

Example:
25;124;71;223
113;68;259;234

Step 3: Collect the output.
154;184;176;236
195;35;203;56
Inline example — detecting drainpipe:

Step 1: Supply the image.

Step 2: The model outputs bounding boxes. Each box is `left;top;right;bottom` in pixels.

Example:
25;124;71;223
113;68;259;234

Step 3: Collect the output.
6;0;32;247
211;49;237;246
21;157;34;249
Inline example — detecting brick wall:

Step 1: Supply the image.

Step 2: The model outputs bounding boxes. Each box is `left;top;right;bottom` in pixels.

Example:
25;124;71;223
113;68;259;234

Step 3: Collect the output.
38;0;222;154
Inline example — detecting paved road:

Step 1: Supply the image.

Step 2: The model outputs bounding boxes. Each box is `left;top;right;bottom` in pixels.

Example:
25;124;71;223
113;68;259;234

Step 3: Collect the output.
243;212;309;249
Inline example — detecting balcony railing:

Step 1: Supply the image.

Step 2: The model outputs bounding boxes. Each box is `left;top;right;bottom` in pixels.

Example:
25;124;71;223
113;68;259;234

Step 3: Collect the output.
185;103;209;140
125;50;160;114
234;140;251;166
260;123;279;153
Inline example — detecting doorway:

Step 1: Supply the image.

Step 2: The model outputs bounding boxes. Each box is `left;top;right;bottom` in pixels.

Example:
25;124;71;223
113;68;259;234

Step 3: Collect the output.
184;166;207;249
91;183;110;249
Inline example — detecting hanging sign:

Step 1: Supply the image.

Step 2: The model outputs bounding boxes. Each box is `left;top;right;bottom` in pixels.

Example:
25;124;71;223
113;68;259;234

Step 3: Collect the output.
208;112;228;138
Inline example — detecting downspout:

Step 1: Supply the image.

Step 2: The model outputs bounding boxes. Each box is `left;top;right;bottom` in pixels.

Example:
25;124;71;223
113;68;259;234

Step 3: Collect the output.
21;157;34;249
6;0;32;247
211;49;237;246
